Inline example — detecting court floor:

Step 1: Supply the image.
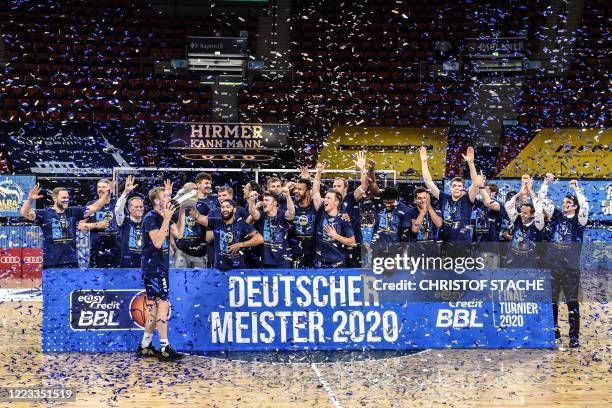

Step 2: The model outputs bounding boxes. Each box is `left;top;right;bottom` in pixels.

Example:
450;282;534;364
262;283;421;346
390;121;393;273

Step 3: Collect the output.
0;295;609;407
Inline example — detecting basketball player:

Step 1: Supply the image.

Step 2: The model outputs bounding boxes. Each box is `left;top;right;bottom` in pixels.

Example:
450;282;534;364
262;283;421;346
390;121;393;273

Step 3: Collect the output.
189;200;264;271
314;190;356;268
81;178;121;268
420;146;480;243
312;151;368;267
371;187;412;243
115;175;144;268
195;172;218;210
410;187;443;243
503;180;545;268
20;184;111;269
137;186;185;361
249;186;296;268
290;178;318;267
541;176;589;348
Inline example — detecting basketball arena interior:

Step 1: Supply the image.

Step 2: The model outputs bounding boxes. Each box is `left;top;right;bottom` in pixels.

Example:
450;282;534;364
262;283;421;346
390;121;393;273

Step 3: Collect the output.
0;0;609;406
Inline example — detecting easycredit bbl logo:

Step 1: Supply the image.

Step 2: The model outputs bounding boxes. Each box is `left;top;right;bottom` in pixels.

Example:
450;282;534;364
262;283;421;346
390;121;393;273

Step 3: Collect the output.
70;290;171;331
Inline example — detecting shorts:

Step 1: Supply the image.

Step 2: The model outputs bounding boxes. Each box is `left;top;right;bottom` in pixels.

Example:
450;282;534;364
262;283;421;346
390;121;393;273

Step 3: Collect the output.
142;271;169;301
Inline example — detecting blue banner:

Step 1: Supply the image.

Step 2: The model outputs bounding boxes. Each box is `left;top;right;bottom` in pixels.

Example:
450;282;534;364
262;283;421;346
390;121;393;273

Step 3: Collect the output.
0;175;35;217
43;268;555;352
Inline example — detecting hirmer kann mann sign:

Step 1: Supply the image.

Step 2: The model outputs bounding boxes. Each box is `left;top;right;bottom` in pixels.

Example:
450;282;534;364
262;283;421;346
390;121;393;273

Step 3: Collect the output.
167;123;289;151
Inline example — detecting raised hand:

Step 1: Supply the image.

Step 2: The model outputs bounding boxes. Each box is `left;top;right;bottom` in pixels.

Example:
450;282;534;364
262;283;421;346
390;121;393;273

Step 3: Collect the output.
569;179;579;190
280;186;291;197
544;173;555;184
355;151;366;169
315;162;326;173
27;184;43;201
462;146;475;163
164;179;173;195
474;171;486;188
123;175;139;193
249;191;260;202
419;146;428;161
368;159;376;169
298;166;310;179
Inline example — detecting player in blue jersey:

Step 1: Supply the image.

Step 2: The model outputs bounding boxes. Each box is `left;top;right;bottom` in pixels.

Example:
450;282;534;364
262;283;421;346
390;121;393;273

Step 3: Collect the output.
420;146;480;243
114;175;144;268
312;151;368;267
314;190;356;268
249;186;296;268
190;199;264;270
138;185;185;361
79;178;120;268
540;176;589;348
20;184;111;269
371;187;412;243
503;180;545;268
290;176;318;267
410;187;443;243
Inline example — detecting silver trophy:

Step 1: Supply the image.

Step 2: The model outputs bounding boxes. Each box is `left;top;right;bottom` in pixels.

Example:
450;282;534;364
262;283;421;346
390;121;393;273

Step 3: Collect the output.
171;186;198;209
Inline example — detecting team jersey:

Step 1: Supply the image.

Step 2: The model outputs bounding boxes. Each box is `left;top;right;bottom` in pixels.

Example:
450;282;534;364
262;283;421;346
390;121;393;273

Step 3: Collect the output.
34;207;86;268
439;192;474;243
209;216;256;270
141;210;174;274
371;201;412;243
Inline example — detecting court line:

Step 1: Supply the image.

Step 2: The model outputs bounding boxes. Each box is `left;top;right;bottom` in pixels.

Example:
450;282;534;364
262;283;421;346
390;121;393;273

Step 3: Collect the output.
310;361;343;408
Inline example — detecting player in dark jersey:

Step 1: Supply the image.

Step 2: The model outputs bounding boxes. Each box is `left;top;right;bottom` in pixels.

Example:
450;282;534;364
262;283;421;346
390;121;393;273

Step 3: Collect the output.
541;177;589;348
115;175;144;268
371;187;412;243
195;172;218;211
20;184;110;269
249;186;296;268
291;177;318;267
421;146;480;243
191;200;264;270
314;190;356;268
410;187;443;243
312;151;368;267
80;178;121;268
137;186;185;361
503;181;545;268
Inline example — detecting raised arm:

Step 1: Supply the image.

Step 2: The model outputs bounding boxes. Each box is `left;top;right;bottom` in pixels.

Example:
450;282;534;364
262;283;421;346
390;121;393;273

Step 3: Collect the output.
504;192;521;222
312;162;325;210
247;191;262;221
367;159;380;197
83;186;112;218
190;206;209;227
20;184;43;222
282;184;296;220
419;146;440;199
115;175;138;226
353;151;368;202
533;195;545;231
170;208;186;239
570;180;589;226
539;173;554;219
462;147;478;203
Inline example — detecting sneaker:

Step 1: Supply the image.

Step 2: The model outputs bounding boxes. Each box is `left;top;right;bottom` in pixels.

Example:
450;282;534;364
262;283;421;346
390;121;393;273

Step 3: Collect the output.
136;344;160;358
569;338;580;348
157;344;185;362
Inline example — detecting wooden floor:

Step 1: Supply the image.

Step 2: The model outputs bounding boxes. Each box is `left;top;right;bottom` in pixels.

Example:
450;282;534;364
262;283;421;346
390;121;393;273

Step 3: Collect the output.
0;298;609;407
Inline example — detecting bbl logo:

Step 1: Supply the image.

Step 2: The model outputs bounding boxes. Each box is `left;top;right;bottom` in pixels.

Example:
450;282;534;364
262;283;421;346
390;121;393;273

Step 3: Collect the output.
70;290;171;330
